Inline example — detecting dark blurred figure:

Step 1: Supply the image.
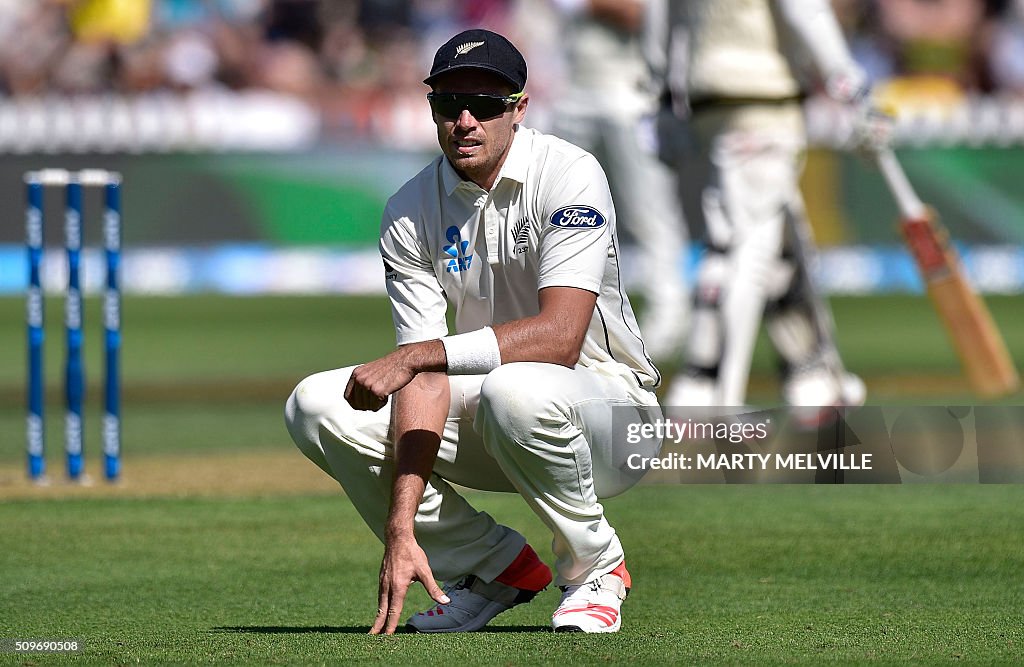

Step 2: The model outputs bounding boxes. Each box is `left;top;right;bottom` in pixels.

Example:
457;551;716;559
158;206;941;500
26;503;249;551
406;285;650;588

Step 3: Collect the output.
266;0;323;49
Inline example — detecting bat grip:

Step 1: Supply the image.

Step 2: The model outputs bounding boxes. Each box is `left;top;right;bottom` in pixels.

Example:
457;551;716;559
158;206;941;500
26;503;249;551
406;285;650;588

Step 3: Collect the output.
875;148;927;220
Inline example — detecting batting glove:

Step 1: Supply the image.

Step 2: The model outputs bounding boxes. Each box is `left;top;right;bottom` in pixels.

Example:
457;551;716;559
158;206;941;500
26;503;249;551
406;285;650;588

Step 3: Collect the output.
826;69;895;154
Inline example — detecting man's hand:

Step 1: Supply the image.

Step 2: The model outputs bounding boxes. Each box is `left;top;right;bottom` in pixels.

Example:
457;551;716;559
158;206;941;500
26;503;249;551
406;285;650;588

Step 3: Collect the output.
368;534;450;635
345;349;416;411
345;341;446;411
825;69;895;154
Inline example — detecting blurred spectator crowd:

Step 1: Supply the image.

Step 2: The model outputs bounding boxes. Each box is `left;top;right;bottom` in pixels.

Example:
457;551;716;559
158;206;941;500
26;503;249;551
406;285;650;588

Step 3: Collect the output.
0;0;1023;147
0;0;520;144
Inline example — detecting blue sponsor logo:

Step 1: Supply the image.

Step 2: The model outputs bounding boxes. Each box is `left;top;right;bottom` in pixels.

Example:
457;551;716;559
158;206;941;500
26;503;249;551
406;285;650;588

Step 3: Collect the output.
443;225;473;273
550;206;606;229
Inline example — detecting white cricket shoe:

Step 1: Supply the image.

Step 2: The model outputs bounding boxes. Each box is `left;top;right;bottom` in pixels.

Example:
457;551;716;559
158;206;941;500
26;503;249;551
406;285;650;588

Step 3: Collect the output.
664;375;717;407
785;365;867;429
838;373;867;407
784;365;866;408
551;561;631;633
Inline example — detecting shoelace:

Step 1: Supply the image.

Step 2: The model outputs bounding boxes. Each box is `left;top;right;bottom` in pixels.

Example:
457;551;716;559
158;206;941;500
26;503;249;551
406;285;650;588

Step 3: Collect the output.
442;575;479;598
419;577;471;616
559;577;604;597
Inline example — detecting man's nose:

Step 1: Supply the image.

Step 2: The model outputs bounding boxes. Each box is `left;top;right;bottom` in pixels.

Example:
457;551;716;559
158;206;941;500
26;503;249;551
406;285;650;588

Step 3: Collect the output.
455;108;477;128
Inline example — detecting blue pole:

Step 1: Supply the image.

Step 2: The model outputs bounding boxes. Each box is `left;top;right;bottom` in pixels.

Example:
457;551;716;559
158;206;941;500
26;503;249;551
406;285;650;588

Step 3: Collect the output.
26;177;45;481
65;179;84;481
103;179;122;482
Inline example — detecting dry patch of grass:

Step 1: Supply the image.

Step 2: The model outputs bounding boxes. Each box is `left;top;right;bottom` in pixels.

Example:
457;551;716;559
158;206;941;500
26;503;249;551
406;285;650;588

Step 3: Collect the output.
0;450;340;500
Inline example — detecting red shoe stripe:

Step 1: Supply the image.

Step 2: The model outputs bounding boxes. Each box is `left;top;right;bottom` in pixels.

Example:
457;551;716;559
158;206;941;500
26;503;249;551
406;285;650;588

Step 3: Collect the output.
583;611;617;625
553;604;620;618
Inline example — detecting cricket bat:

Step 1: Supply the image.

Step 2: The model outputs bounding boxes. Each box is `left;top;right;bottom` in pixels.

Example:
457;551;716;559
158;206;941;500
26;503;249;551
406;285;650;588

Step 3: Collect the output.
876;148;1020;398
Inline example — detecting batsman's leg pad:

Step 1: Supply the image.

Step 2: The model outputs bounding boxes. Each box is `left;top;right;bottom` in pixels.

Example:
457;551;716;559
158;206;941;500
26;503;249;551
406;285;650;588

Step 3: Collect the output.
684;248;729;370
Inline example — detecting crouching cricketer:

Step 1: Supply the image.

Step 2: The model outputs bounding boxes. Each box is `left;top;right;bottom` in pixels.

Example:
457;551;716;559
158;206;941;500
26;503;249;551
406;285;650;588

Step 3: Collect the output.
284;29;663;635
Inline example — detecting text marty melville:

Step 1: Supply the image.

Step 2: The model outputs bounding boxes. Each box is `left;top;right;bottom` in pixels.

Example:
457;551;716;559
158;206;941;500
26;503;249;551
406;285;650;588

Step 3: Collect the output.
627;452;873;471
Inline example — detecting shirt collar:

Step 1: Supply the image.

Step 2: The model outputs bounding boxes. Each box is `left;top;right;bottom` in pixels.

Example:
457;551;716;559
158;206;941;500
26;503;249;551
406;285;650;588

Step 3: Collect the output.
440;126;530;197
496;126;530;185
440;154;463;196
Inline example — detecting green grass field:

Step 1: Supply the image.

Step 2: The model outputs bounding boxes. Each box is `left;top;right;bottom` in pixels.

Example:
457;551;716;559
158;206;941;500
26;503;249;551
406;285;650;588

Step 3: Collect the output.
1;294;1023;664
3;487;1023;664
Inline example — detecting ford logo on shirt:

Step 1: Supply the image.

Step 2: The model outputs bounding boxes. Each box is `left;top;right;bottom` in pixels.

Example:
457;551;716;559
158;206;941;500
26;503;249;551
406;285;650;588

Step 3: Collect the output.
549;206;606;229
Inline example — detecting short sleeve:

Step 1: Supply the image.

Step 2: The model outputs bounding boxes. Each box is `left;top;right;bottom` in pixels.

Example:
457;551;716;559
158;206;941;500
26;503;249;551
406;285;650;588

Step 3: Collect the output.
380;206;449;345
536;153;615;294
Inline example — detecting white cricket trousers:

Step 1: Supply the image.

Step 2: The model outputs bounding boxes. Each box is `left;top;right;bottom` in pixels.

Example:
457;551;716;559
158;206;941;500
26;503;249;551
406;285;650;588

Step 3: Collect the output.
284;361;661;587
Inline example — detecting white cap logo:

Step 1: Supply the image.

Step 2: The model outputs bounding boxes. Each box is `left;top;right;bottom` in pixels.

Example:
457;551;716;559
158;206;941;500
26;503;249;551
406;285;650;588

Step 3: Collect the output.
455;41;484;58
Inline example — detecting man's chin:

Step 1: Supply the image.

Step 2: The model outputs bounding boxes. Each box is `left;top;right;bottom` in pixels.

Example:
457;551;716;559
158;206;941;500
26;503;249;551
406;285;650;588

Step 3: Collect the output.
447;152;485;173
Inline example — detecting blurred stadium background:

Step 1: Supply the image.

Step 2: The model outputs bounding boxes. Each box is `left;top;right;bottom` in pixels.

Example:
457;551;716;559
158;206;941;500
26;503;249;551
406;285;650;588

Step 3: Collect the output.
0;0;1023;296
1;3;1022;661
0;0;1020;476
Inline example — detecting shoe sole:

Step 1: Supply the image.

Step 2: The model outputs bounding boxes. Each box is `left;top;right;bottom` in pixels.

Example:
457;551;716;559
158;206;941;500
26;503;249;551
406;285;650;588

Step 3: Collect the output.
553;620;621;633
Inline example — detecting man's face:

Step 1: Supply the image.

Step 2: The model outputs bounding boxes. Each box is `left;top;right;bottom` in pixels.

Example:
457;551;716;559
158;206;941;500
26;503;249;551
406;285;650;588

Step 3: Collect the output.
430;69;528;190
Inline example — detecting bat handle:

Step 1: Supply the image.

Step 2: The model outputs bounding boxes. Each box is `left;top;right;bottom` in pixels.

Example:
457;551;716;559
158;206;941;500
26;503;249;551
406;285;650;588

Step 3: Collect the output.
875;148;927;220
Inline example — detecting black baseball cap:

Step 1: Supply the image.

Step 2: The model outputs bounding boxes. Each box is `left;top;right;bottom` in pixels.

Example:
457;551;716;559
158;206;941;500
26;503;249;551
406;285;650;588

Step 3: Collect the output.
424;29;527;92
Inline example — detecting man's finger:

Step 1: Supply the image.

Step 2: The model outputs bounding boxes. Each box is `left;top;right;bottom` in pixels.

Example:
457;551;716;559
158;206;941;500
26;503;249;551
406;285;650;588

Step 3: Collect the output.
352;385;373;411
421;573;450;605
368;581;390;635
343;375;355;402
364;388;387;412
368;610;387;635
382;580;411;635
351;383;386;412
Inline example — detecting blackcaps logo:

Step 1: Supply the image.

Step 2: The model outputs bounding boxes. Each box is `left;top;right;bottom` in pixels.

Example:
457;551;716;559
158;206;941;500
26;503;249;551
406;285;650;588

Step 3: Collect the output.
455;41;484;58
549;206;606;229
511;217;531;255
443;226;473;273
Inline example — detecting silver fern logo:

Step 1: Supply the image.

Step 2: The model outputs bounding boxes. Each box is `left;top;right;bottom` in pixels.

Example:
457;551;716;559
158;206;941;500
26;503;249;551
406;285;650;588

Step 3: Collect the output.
455;41;484;58
512;217;530;255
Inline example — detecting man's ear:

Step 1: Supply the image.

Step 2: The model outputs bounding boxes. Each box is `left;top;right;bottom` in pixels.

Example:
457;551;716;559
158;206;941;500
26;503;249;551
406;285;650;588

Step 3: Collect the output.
513;93;529;123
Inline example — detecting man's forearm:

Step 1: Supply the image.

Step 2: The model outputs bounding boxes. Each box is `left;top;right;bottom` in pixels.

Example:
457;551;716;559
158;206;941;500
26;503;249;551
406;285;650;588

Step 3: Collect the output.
773;0;858;81
493;315;584;368
492;287;596;367
400;339;447;374
385;372;450;537
363;288;593;400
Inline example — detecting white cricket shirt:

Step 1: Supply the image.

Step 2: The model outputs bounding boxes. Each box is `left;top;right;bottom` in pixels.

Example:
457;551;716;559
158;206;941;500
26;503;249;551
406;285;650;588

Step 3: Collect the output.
675;0;801;102
379;126;660;387
667;0;859;104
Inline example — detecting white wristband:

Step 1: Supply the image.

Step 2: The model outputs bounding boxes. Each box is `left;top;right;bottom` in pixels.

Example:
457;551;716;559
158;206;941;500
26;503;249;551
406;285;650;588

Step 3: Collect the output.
441;327;502;375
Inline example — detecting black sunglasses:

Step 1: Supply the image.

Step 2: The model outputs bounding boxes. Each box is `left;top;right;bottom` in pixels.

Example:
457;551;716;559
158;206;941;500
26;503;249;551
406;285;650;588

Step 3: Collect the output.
427;92;524;120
